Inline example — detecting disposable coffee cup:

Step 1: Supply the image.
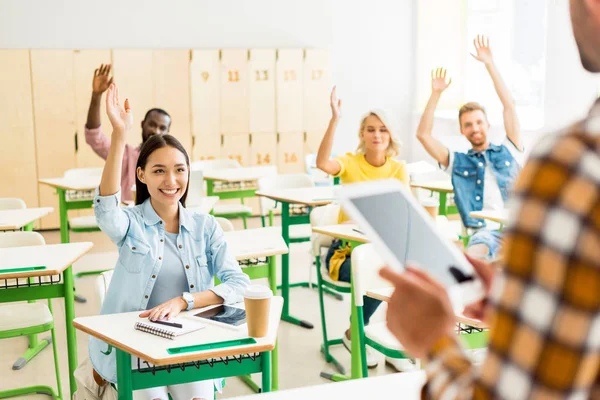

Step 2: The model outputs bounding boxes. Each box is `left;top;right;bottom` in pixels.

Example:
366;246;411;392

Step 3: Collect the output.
421;198;439;219
244;285;273;338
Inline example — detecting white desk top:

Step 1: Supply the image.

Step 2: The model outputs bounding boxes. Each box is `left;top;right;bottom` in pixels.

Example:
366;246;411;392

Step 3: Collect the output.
411;179;453;193
312;224;368;243
39;176;100;191
0;207;54;230
74;297;283;366
186;196;220;215
236;371;426;399
469;209;508;224
225;227;288;260
202;166;276;182
313;216;458;243
366;287;488;329
0;242;94;279
256;187;335;206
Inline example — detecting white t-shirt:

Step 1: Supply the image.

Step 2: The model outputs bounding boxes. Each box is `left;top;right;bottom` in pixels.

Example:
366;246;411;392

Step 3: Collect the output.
444;137;524;211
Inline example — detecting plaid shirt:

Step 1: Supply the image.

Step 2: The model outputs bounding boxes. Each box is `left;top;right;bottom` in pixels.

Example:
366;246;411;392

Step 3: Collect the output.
423;102;600;399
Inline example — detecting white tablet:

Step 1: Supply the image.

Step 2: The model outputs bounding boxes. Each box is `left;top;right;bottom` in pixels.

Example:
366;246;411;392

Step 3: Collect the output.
335;179;484;310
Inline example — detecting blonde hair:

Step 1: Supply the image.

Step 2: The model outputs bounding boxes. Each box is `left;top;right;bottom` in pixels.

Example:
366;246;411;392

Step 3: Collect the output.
458;102;488;125
356;109;402;158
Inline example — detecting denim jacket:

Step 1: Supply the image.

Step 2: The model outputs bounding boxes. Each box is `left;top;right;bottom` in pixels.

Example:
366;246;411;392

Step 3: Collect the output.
88;189;250;383
450;143;520;228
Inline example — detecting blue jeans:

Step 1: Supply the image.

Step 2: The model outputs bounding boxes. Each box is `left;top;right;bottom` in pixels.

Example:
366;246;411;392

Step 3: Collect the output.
325;240;381;325
468;228;503;259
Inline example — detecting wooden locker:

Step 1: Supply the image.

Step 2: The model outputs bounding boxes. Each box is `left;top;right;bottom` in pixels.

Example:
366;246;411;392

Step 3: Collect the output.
190;50;220;141
221;134;250;166
220;50;249;134
249;49;276;134
153;50;192;153
304;131;323;156
112;50;154;147
303;49;332;133
193;134;222;162
31;50;77;229
73;50;112;169
276;49;304;134
277;133;304;174
250;133;277;167
0;50;39;212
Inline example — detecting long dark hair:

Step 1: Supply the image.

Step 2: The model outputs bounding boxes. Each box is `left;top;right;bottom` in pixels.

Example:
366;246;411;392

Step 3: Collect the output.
135;134;190;206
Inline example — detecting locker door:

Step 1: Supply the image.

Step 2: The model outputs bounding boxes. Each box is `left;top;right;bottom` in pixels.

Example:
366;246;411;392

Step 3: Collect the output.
303;49;332;133
276;49;304;134
220;50;249;134
221;133;250;166
153;50;192;153
194;134;222;162
250;133;277;167
0;50;39;212
112;50;154;147
31;50;77;229
73;49;112;169
190;50;220;160
277;133;304;174
249;49;276;134
304;131;324;157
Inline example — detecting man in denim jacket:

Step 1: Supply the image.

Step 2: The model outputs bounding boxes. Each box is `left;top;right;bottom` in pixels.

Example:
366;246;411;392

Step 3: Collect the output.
416;36;524;259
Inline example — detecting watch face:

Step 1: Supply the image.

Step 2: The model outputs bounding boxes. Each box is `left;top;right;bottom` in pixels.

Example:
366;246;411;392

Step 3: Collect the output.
183;292;193;302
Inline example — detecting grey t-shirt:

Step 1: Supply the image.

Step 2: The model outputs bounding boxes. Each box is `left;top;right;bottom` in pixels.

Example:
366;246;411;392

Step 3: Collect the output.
147;231;189;309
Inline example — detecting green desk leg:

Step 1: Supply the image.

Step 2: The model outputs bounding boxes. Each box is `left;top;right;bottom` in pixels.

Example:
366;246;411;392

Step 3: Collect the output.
57;189;79;398
261;351;272;393
280;202;313;329
116;349;133;400
438;192;448;216
268;256;278;391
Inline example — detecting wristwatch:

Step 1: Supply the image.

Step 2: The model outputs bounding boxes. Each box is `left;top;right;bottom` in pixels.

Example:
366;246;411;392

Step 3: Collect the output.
182;292;194;311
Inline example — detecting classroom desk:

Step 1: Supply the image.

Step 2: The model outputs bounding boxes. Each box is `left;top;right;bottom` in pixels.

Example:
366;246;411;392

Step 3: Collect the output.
312;217;459;245
225;227;288;390
469;209;508;225
366;287;488;348
410;179;454;216
0;207;54;231
203;166;275;200
236;371;426;400
39;177;99;244
73;297;283;400
0;242;94;398
255;186;335;330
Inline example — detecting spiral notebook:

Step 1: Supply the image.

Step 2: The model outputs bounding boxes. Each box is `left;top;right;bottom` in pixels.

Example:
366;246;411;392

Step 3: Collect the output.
134;318;206;340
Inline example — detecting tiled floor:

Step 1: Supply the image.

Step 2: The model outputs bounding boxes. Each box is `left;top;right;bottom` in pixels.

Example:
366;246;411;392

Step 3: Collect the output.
0;216;400;399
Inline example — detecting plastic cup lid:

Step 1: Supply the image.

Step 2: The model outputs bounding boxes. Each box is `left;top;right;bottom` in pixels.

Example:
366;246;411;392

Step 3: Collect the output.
244;285;273;300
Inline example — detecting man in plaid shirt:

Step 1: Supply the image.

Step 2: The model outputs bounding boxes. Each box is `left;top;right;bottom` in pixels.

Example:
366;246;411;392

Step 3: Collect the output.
380;1;600;398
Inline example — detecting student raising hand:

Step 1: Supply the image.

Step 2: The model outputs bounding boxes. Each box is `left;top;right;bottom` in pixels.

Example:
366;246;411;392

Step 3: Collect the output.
105;82;133;137
431;68;452;94
470;34;494;65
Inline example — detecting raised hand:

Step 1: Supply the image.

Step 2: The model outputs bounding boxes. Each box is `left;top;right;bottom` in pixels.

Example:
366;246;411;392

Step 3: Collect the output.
431;68;452;93
471;35;493;65
92;64;113;95
105;83;133;137
330;86;342;119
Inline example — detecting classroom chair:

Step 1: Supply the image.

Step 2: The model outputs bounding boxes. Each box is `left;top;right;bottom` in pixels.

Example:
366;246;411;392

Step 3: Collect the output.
304;154;333;187
215;217;235;232
64;167;103;233
351;243;417;376
310;203;350;374
191;159;254;229
0;231;63;399
0;198;27;211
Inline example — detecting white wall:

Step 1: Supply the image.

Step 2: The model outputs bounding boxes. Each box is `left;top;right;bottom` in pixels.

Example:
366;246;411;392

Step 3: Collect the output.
0;0;417;158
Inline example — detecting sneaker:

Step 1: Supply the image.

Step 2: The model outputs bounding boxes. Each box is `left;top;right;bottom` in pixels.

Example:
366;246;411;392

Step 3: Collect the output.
385;357;419;372
342;333;379;368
